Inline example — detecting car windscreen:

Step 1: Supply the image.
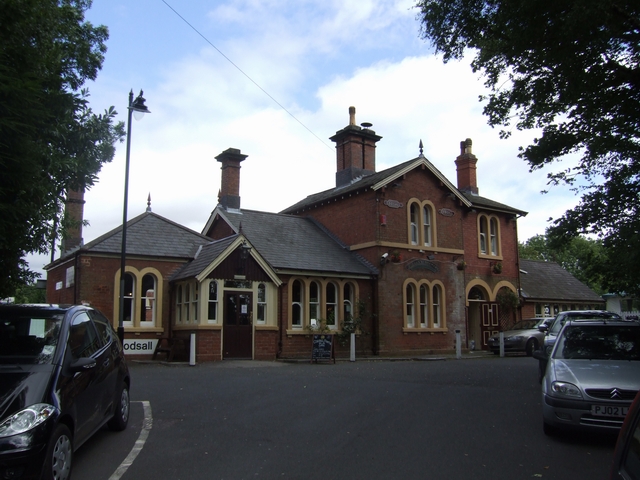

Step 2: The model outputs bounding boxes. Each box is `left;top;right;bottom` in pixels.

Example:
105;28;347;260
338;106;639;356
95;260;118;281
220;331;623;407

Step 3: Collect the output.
549;312;621;335
553;325;640;361
512;319;539;330
0;313;64;364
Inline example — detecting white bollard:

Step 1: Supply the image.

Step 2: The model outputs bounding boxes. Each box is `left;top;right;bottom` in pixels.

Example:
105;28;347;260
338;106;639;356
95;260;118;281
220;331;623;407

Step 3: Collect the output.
190;332;196;366
455;329;462;359
350;333;356;362
499;332;504;358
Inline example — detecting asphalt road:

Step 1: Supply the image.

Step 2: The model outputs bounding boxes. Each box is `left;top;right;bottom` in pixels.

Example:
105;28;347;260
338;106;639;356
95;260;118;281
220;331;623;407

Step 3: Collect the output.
73;355;616;480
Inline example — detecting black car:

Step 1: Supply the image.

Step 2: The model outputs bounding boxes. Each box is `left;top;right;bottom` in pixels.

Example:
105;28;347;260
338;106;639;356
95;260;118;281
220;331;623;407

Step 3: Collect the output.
0;304;130;480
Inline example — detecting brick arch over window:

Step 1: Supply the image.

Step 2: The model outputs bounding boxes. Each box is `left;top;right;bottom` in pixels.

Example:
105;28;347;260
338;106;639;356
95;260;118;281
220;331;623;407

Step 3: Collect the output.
112;266;164;331
406;199;437;248
465;279;492;304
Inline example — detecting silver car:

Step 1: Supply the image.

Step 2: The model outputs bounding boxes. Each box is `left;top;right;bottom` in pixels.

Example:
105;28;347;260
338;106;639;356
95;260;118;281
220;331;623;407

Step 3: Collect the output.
487;317;554;356
536;318;640;436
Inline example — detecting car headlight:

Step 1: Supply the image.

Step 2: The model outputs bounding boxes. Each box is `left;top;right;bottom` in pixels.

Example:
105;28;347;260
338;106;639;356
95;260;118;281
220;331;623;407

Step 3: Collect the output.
0;404;58;437
551;382;583;398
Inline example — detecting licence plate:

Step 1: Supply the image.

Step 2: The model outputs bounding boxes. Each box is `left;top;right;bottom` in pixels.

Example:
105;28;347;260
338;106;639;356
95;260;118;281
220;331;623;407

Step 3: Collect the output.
591;405;629;417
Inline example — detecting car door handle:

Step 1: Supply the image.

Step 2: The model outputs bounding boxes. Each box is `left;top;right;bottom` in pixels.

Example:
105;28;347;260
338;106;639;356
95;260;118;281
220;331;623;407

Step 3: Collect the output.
103;358;110;368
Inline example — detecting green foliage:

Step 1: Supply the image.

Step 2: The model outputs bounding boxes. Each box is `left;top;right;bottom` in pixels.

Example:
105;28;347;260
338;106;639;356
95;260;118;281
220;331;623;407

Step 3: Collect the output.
519;234;607;295
13;283;47;304
0;0;125;297
496;288;519;310
416;0;640;296
335;300;368;347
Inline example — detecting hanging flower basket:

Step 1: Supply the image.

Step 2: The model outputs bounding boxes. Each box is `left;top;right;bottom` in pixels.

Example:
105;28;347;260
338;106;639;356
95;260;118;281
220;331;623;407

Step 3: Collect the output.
492;262;503;274
457;261;467;270
391;250;402;263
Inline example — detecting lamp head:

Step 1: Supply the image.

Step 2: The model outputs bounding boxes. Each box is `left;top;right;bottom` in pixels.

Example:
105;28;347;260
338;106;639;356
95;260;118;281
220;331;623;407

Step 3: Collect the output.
129;89;150;120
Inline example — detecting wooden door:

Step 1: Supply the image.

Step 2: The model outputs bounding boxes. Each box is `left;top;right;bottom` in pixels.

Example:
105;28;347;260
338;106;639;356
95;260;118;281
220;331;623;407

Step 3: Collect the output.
480;303;500;349
223;292;253;359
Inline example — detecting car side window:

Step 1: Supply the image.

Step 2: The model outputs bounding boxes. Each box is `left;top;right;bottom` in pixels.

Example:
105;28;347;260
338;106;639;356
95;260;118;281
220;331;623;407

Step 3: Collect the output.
68;312;102;358
89;311;113;346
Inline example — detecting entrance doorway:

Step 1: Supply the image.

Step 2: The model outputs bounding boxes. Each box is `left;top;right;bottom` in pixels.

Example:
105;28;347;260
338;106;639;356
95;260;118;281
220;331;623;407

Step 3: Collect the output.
223;292;253;359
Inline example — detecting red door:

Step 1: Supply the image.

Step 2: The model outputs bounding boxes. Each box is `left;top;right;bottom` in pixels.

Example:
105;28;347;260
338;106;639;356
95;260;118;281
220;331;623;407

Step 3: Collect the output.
223;292;253;358
481;303;500;350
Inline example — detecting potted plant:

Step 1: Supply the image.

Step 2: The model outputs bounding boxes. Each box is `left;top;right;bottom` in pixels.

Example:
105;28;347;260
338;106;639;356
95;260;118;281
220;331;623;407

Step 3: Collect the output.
391;250;402;263
492;262;503;274
457;260;467;270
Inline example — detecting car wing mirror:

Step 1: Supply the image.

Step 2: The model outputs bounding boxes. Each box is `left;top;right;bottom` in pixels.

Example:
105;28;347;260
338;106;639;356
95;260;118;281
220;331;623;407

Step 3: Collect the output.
532;350;548;361
537;325;548;332
69;357;97;373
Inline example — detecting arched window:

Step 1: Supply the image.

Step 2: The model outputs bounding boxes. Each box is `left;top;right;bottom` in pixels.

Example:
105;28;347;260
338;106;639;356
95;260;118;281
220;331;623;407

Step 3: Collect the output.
123;272;135;326
433;285;442;328
343;283;354;322
422;206;432;247
410;204;419;245
208;280;218;323
292;280;304;328
419;285;429;328
490;217;499;256
257;283;266;324
479;216;488;254
309;281;320;328
326;282;338;329
176;285;183;324
140;274;156;326
406;284;416;328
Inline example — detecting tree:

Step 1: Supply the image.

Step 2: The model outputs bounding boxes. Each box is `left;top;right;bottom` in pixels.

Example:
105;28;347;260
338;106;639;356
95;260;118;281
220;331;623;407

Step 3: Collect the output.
519;234;607;295
0;0;125;298
415;0;640;295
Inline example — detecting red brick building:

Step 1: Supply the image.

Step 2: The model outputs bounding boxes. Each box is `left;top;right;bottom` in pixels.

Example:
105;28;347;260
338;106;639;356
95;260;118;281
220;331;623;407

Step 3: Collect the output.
46;107;530;361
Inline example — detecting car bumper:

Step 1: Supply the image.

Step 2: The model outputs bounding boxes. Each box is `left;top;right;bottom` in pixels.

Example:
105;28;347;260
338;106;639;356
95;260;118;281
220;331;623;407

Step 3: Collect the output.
542;393;631;432
0;421;53;480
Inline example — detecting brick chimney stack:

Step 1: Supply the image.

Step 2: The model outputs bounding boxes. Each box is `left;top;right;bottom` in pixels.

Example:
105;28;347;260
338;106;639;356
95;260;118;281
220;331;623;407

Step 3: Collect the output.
60;187;85;253
330;106;382;188
455;138;479;195
216;148;248;210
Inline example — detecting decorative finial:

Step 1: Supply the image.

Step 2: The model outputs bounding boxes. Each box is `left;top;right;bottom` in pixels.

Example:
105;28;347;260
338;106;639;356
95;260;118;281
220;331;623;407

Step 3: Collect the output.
146;193;152;212
419;139;424;157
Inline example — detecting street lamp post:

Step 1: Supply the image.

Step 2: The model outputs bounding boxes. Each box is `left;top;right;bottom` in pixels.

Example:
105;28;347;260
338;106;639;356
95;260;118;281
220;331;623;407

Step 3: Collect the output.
118;89;150;344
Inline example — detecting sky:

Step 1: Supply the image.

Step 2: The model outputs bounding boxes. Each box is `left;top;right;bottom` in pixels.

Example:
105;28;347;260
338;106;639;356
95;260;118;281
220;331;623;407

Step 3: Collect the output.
27;0;583;276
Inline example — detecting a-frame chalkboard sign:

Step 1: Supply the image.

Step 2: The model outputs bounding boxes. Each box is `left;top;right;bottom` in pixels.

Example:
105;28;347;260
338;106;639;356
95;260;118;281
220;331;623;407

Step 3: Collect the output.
311;334;335;363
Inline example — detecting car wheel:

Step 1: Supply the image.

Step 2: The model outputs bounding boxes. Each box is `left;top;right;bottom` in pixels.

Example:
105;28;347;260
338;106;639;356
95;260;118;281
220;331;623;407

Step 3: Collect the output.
108;383;130;431
525;339;537;357
43;424;73;480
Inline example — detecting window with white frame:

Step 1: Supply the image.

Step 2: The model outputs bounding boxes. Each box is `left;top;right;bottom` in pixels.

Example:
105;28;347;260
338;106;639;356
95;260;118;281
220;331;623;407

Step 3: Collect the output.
403;280;446;330
326;282;338;329
292;280;304;328
176;285;183;324
410;204;419;245
343;283;354;322
115;268;163;329
406;284;415;328
192;284;198;322
432;284;441;328
208;280;218;323
490;217;499;256
288;278;358;331
309;281;320;328
140;274;156;326
408;200;436;247
257;283;266;324
123;273;135;326
419;285;429;328
184;284;191;323
422;205;432;247
478;214;501;257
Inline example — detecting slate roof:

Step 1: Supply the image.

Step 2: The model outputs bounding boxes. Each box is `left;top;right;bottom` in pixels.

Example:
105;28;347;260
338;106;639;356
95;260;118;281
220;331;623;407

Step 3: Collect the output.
170;235;238;281
519;259;604;303
281;156;527;217
47;212;212;269
213;208;377;277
